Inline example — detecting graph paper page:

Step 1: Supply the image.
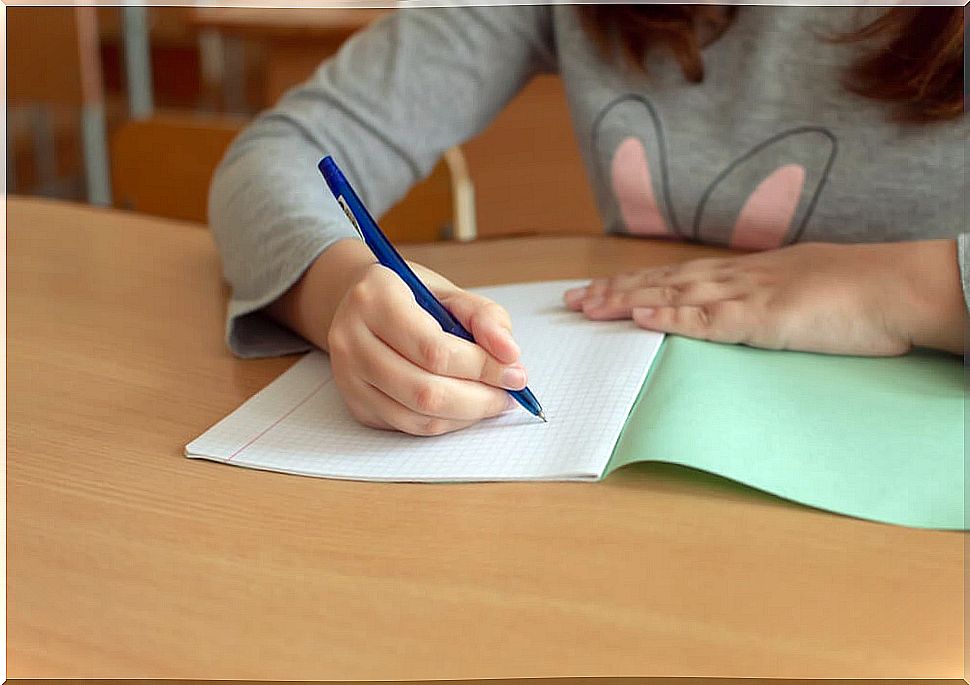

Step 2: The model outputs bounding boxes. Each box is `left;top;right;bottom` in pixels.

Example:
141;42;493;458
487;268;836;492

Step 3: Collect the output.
186;280;663;481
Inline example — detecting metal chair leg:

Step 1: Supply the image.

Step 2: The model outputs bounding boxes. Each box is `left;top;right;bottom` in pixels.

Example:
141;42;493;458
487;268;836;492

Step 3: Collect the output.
122;4;154;119
80;103;111;205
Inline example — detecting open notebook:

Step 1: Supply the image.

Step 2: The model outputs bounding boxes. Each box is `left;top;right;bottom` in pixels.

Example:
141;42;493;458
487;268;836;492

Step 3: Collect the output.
188;281;663;481
188;280;964;530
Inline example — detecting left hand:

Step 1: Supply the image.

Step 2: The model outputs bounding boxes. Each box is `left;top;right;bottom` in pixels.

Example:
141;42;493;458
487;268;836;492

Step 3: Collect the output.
564;241;966;356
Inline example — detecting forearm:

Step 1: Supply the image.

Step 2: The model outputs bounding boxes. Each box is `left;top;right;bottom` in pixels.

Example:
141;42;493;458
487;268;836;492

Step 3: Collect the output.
898;239;966;355
266;238;376;351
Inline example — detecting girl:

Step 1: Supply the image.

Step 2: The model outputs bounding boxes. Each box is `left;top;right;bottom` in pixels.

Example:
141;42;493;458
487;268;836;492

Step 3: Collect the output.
210;5;966;436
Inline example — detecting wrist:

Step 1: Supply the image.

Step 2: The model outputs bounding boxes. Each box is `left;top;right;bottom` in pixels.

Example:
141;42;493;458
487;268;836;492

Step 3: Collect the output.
266;238;375;350
897;239;966;355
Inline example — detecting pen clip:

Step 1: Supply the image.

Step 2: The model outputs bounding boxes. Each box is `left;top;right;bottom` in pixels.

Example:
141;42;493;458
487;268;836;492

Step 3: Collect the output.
336;194;366;243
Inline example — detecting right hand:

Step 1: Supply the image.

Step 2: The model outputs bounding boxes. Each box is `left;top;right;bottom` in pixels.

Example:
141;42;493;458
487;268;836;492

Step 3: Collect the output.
325;261;528;436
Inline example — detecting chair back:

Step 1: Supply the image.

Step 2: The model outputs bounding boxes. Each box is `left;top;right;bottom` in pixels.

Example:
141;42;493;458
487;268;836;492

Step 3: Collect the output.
111;113;476;241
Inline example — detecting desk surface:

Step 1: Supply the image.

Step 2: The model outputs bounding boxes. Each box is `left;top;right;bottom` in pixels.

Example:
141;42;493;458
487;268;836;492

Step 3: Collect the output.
7;197;964;679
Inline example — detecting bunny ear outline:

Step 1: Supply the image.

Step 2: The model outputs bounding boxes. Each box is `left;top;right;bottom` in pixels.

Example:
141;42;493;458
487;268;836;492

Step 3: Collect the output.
590;94;686;239
693;127;838;250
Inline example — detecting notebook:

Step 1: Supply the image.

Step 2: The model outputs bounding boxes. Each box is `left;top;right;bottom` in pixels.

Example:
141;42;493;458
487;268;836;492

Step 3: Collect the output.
187;280;965;530
188;280;663;482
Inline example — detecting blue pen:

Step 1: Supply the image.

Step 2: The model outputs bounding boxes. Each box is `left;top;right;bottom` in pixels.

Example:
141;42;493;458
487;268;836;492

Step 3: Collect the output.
318;156;546;422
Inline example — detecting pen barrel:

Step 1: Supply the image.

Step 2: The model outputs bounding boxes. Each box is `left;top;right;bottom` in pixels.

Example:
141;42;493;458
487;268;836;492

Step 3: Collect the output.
319;155;543;419
435;307;542;418
440;319;475;344
509;386;543;417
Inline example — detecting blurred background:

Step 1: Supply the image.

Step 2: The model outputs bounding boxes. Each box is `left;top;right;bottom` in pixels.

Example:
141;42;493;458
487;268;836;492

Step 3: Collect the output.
7;5;601;240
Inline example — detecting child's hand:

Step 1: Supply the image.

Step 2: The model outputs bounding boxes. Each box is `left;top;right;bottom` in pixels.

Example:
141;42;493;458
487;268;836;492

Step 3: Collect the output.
327;262;526;436
564;240;965;356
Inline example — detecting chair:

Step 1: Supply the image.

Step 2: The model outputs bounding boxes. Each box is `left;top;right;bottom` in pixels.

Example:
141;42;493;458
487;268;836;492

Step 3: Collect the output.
8;6;111;204
110;112;476;242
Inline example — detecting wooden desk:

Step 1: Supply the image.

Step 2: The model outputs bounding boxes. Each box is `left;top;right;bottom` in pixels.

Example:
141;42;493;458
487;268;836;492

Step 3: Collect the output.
7;197;964;679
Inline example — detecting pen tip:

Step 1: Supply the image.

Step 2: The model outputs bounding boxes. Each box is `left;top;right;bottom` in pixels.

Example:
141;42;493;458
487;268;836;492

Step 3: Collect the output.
538;411;548;423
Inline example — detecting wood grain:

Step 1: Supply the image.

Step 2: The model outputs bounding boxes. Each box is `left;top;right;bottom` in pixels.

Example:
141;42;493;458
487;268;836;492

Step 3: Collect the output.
6;197;964;679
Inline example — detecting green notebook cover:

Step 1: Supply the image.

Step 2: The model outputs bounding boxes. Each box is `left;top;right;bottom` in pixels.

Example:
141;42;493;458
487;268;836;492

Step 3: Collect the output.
607;337;965;530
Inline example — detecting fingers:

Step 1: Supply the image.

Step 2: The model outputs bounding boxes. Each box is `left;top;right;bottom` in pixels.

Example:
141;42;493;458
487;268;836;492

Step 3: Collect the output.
328;263;523;436
351;267;527;389
437;289;521;365
367;299;527;391
336;317;514;421
564;259;740;319
335;320;509;422
581;279;743;320
632;300;755;346
563;286;588;310
582;277;612;305
341;377;488;437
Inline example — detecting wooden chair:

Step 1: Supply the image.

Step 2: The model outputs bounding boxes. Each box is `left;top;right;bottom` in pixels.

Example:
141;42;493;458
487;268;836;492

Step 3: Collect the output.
110;112;476;242
8;6;111;204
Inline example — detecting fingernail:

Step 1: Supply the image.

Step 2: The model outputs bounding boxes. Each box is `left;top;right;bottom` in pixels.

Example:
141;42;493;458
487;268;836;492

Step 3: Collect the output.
634;307;656;319
583;296;605;310
564;287;587;304
500;366;526;390
504;396;518;411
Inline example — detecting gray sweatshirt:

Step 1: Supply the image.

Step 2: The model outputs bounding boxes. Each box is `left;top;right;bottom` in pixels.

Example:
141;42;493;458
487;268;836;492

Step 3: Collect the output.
208;5;969;358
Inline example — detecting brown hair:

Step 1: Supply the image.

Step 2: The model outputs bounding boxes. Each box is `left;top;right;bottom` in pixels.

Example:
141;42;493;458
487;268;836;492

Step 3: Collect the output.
578;5;965;121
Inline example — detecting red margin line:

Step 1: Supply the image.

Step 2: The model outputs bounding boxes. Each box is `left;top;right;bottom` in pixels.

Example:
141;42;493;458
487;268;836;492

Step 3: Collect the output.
227;377;333;462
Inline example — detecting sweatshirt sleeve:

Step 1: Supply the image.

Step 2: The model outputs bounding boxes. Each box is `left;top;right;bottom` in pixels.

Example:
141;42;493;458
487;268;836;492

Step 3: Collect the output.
208;6;557;358
958;234;970;315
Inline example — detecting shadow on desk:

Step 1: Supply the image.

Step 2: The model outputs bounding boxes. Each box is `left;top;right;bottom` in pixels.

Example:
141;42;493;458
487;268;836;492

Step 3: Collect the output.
608;461;807;515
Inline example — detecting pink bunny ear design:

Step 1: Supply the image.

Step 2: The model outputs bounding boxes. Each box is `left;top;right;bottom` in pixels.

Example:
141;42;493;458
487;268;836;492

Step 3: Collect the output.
731;164;806;250
694;127;837;249
592;94;686;238
593;95;837;247
610;136;674;237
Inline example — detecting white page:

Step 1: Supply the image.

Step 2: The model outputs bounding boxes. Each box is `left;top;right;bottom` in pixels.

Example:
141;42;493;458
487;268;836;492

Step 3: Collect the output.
186;280;663;481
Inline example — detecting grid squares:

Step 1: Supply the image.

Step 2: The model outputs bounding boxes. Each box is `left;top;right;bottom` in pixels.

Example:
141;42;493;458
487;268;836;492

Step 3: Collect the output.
187;281;664;482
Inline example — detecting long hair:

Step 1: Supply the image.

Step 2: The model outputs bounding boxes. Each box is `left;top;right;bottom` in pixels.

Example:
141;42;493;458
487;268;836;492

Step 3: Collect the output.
578;5;965;121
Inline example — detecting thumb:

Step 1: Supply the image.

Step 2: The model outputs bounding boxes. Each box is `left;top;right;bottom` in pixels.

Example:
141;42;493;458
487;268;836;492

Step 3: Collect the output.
437;290;521;365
